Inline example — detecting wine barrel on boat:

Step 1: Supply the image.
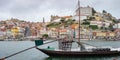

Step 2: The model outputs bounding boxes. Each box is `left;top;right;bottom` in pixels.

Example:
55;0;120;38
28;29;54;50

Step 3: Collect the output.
92;48;110;52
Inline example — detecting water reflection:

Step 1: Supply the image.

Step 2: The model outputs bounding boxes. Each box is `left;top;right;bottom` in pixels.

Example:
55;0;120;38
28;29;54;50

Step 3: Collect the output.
45;56;120;60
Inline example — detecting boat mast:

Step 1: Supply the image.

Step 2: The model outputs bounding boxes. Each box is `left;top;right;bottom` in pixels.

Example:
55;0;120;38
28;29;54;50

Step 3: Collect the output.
78;0;80;43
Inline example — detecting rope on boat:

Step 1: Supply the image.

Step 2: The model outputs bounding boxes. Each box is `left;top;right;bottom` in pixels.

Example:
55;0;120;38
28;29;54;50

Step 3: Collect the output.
0;40;57;60
73;40;98;47
80;42;98;47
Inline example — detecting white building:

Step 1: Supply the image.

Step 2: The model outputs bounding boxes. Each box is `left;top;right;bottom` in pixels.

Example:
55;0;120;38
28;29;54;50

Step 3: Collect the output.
76;6;96;16
74;6;96;21
72;15;87;21
113;23;120;29
90;21;110;28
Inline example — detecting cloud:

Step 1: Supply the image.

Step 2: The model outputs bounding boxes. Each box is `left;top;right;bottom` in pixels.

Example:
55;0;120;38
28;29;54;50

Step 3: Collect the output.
91;0;120;18
0;0;120;22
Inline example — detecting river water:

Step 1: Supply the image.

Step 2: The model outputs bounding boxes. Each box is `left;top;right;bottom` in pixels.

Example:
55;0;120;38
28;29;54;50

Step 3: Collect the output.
0;40;120;60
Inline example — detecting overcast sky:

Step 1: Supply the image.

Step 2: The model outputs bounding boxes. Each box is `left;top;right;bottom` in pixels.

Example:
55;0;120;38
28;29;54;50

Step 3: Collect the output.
0;0;120;22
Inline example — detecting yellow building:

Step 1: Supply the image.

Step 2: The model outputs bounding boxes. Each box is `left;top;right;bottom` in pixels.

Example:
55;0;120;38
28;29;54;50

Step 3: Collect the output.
108;32;115;37
11;27;19;37
95;32;115;37
95;16;102;21
96;32;106;37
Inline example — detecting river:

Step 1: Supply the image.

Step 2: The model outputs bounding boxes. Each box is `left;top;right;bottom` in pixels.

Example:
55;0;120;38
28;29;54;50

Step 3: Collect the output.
0;40;120;60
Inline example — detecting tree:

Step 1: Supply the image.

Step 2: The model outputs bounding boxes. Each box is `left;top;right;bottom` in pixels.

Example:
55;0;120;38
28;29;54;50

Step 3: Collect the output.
81;21;90;25
89;25;98;30
60;18;76;28
64;19;76;27
103;10;107;13
46;22;60;28
42;34;49;38
47;18;76;28
60;18;65;23
88;17;95;21
108;24;114;31
112;19;118;23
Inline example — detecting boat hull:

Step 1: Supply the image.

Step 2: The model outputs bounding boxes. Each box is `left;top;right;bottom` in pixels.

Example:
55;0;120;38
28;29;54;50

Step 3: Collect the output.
36;47;120;57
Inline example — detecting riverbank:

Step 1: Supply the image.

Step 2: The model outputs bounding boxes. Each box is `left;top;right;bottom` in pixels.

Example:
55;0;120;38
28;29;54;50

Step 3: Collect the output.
0;37;120;41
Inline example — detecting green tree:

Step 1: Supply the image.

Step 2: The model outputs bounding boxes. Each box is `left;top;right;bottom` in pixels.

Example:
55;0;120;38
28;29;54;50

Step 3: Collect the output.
66;19;76;27
42;34;49;38
46;22;60;28
108;24;114;31
89;25;98;30
81;21;90;25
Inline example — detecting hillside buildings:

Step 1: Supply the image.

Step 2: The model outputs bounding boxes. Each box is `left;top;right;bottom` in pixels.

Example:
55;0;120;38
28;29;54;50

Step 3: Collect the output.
0;6;119;40
49;6;119;39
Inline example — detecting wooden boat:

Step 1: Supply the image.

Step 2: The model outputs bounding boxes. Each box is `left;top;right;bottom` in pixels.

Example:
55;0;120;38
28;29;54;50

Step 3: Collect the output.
36;47;120;57
35;38;120;57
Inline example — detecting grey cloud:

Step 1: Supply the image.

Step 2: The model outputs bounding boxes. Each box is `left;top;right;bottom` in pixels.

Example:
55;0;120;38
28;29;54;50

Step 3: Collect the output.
0;0;120;22
92;0;120;18
0;0;11;7
9;0;44;14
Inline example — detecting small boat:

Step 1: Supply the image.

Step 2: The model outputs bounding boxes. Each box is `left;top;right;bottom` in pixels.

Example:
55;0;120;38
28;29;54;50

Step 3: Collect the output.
35;37;120;57
35;36;120;57
35;0;120;57
36;47;120;57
